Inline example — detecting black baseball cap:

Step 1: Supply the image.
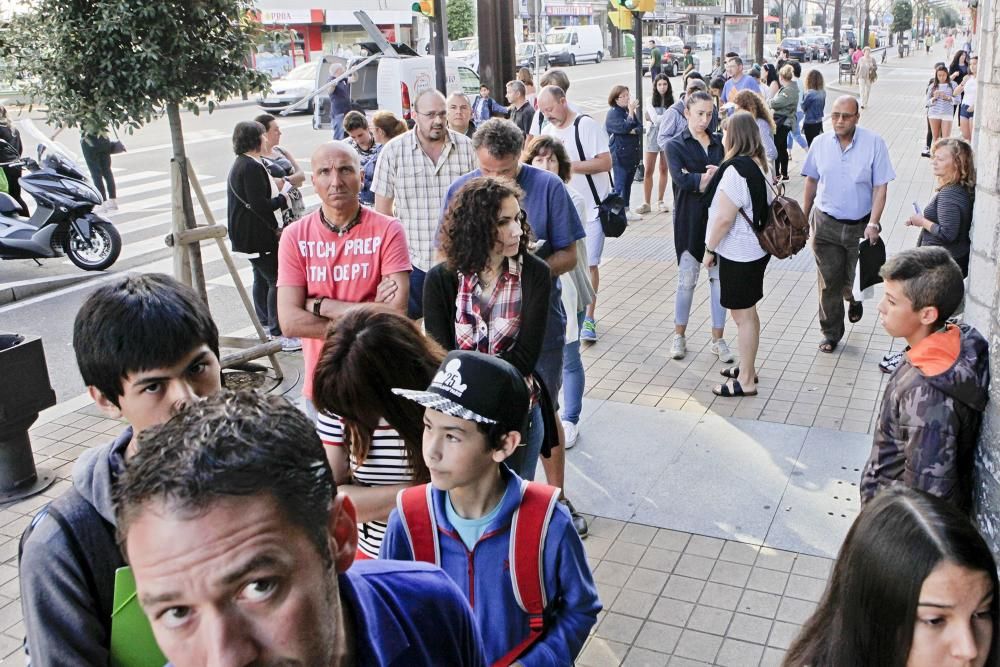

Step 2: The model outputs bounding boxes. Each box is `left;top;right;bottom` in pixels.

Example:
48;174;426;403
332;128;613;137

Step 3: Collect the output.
392;350;530;431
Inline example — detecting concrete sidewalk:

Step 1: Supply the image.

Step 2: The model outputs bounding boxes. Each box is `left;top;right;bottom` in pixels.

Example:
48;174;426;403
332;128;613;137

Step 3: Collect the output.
0;45;952;666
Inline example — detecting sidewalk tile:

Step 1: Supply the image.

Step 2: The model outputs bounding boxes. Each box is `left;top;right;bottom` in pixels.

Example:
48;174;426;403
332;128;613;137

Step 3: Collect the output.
662;575;706;603
784;574;827;602
623;647;671;667
686;605;733;635
709;561;752;588
673;554;716;580
606;541;648;566
611;588;658;619
684;535;725;559
635;620;683;654
728;613;773;644
639;547;681;573
716;638;765;667
698;582;743;611
619;523;658;546
625;567;669;595
776;597;817;625
579;637;629;666
746;567;790;595
767;621;801;649
598;612;644;644
673;629;723;662
650;596;695;627
737;589;782;618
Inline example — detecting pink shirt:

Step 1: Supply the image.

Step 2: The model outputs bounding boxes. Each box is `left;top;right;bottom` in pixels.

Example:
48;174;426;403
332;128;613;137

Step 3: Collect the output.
277;206;412;398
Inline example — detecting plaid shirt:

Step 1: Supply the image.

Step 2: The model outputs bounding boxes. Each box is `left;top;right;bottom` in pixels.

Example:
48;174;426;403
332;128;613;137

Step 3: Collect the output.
455;257;538;401
371;129;477;271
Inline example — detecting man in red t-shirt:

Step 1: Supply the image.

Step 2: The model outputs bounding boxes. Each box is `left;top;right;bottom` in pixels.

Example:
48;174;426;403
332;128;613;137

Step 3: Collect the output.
278;142;411;413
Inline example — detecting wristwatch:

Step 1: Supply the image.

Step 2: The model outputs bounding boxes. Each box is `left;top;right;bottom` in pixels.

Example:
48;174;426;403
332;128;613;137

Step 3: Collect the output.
705;247;716;255
866;222;882;231
312;297;325;317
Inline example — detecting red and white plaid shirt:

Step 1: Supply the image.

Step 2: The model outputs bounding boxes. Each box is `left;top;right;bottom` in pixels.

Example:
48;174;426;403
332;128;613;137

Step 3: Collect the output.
455;257;538;402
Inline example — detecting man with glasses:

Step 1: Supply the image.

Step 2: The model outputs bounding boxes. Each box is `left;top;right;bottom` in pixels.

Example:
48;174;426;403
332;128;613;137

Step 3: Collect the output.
802;95;895;353
439;117;589;536
373;89;476;318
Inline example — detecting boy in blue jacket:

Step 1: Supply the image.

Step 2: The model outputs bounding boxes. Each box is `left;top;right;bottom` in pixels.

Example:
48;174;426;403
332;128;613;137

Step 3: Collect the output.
382;350;600;666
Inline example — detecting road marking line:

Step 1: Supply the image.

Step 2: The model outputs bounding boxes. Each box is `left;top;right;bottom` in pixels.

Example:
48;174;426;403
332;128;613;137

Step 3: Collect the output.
122;120;312;155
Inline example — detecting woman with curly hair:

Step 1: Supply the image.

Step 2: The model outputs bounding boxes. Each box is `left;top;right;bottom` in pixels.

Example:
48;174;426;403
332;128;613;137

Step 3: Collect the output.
423;176;552;480
731;88;778;168
312;304;443;559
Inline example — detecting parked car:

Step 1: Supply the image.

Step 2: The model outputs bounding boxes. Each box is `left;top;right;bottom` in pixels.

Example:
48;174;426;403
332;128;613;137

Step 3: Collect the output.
642;36;698;76
693;33;713;51
449;36;479;72
516;41;549;70
779;38;808;61
257;61;321;114
801;34;830;61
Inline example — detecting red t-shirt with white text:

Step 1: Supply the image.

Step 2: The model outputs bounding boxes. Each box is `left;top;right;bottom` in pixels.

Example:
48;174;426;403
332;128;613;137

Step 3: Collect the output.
277;207;412;398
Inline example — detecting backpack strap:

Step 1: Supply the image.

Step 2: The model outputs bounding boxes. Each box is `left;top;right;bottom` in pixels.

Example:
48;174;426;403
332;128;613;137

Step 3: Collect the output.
494;480;561;667
396;484;440;565
572;114;614;209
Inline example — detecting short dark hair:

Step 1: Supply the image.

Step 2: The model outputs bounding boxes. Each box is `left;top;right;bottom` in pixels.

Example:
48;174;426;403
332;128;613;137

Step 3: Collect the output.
73;274;219;407
880;246;965;327
232;120;264;155
253;113;276;131
440;176;531;275
728;55;743;66
521;135;572;183
787;487;1000;666
114;390;337;566
472;118;524;159
343;110;368;132
709;76;726;91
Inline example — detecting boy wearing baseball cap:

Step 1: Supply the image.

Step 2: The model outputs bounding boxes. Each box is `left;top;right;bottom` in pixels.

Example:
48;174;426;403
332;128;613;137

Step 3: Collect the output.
381;350;600;666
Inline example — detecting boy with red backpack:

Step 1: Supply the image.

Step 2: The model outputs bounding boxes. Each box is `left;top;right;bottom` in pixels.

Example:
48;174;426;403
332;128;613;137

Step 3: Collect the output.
381;350;600;666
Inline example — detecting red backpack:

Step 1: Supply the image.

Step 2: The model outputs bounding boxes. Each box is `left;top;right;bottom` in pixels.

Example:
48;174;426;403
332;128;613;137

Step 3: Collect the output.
396;481;561;667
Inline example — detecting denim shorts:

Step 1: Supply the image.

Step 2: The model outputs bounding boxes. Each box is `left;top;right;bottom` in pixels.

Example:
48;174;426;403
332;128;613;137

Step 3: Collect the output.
959;104;974;119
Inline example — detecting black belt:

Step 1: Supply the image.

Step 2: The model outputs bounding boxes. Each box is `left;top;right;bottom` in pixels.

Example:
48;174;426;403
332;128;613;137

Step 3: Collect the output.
819;209;871;226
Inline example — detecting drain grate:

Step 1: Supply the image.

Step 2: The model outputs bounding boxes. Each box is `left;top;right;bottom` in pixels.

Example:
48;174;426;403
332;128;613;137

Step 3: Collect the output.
768;245;816;273
603;234;676;261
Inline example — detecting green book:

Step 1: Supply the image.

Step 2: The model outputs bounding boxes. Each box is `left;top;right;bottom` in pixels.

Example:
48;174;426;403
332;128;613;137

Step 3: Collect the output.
110;566;168;667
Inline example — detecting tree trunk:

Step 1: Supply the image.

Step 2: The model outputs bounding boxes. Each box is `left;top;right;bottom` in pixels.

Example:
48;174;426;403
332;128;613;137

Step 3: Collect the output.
833;0;842;58
165;101;207;302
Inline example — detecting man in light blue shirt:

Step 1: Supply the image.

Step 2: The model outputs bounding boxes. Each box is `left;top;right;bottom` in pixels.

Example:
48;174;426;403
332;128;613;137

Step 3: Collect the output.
721;57;759;103
802;95;895;352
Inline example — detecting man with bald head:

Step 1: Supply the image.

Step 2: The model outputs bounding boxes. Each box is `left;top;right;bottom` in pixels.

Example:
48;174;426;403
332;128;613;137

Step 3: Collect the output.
446;91;475;137
277;141;412;417
802;95;895;353
373;88;476;318
329;63;351;140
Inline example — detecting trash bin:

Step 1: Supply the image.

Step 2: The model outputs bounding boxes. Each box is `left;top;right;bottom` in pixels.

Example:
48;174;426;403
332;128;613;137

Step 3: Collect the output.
0;334;56;502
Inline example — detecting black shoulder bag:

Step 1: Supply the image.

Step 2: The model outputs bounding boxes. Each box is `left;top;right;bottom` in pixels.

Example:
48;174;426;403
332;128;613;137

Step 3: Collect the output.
573;115;627;238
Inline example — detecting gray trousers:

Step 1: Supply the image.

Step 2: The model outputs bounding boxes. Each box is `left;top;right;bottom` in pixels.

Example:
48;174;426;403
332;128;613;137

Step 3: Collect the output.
812;209;867;343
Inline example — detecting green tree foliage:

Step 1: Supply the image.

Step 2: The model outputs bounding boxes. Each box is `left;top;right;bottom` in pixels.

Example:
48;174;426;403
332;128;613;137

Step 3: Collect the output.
447;0;474;41
1;0;272;290
933;5;960;27
892;0;913;34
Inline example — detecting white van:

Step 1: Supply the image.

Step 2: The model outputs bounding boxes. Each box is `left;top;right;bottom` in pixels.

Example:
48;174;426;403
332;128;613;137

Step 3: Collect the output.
545;25;605;66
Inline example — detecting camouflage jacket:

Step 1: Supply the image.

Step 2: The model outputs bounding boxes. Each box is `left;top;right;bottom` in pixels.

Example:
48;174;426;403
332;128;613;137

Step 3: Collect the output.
860;324;989;512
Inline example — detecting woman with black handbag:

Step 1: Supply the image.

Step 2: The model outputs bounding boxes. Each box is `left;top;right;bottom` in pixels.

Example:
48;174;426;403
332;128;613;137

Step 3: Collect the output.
604;85;643;221
227;120;297;351
255;113;306;225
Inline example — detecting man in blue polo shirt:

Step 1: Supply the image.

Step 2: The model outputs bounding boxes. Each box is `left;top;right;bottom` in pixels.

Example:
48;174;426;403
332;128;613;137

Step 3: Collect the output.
721;56;758;103
440;117;589;537
114;390;486;667
802;95;895;353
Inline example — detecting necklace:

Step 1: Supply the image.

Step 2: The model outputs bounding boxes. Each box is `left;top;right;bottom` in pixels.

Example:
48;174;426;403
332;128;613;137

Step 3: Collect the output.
320;207;361;237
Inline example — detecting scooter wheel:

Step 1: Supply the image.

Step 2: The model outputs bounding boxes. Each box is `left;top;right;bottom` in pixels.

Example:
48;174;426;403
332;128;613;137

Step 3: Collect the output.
65;220;121;271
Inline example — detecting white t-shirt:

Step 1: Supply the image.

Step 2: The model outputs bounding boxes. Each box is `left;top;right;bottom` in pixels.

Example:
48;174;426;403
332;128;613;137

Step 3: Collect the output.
529;99;581;136
316;412;416;558
542;113;611;223
707;164;773;262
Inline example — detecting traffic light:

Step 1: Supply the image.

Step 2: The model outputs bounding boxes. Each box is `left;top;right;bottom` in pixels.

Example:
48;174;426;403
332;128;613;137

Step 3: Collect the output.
615;0;656;11
411;1;433;17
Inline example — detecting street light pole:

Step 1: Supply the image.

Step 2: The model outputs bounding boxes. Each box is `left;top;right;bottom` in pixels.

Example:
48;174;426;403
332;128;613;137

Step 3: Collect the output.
431;0;448;94
633;9;645;180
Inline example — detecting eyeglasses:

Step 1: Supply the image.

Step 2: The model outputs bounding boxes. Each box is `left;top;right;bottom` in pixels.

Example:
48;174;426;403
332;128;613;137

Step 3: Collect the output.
415;110;448;120
830;112;858;120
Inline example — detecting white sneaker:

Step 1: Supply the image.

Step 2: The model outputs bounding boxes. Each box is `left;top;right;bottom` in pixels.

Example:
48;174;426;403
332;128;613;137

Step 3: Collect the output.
670;334;687;359
656;200;670;212
626;210;642;221
280;336;302;352
634;202;651;214
712;337;735;363
104;199;118;211
562;420;579;449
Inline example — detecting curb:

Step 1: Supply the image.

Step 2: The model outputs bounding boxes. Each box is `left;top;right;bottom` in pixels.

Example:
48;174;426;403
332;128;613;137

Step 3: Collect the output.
0;273;103;306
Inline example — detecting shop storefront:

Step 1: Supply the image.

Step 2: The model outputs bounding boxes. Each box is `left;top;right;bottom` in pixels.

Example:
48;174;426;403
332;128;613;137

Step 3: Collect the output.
545;3;606;28
254;9;325;76
324;10;416;55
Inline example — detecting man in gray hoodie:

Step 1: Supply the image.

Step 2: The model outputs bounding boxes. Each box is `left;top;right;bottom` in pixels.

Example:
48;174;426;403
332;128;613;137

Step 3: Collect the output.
18;273;222;665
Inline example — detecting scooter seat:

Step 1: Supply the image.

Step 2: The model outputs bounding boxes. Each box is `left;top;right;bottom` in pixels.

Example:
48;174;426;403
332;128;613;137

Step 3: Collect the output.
0;193;20;215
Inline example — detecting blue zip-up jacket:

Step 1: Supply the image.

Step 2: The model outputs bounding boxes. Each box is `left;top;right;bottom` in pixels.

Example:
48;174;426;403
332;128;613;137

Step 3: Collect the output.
604;105;642;169
381;468;601;666
472;95;509;122
801;89;826;125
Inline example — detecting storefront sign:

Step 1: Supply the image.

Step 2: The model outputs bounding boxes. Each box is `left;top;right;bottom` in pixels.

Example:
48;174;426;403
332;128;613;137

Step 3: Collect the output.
261;9;314;24
546;4;594;15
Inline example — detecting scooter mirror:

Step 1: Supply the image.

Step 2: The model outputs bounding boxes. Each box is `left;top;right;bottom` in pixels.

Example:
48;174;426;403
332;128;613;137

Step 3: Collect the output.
21;157;38;170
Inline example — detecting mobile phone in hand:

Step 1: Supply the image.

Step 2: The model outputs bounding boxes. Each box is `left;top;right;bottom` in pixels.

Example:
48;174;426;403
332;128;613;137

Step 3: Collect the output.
912;202;921;215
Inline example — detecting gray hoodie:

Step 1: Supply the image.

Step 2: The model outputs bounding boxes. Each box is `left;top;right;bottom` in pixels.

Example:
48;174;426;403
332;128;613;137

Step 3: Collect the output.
19;428;130;665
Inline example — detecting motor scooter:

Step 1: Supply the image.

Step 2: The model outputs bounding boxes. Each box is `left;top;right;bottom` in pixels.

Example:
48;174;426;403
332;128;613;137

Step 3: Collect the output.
0;120;121;271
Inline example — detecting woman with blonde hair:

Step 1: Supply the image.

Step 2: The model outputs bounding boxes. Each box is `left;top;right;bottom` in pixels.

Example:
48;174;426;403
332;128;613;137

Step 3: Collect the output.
731;89;777;167
370;110;407;145
906;137;975;277
768;64;799;181
702;112;774;397
857;46;878;109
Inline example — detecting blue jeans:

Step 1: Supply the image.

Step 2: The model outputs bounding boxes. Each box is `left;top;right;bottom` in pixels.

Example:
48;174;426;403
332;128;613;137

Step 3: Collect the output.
407;266;426;319
562;311;586;425
506;402;544;480
332;113;346;140
787;110;808;149
612;160;638;208
675;250;726;329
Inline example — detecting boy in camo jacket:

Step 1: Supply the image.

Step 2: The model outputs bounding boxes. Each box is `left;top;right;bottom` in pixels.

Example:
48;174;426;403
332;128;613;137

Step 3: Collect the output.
860;247;989;512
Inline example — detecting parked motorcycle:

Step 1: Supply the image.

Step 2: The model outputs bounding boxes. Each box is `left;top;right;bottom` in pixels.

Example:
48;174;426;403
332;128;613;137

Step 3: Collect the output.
0;120;121;271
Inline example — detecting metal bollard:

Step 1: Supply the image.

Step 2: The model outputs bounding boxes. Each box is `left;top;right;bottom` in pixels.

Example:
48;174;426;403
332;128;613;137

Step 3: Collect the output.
0;334;56;502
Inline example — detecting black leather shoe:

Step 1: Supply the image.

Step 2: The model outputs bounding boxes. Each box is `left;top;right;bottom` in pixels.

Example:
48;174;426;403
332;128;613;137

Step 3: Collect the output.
560;497;589;538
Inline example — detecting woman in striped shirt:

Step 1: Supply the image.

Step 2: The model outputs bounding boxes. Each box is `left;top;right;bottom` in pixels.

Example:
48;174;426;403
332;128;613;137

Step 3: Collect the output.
313;305;443;559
